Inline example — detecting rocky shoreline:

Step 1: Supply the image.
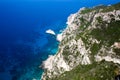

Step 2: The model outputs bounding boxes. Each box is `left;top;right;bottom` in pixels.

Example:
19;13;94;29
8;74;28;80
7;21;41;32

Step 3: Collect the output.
41;3;120;80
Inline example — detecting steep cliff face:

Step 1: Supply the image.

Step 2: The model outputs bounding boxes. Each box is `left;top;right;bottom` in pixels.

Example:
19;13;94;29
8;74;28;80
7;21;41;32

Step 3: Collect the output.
41;3;120;80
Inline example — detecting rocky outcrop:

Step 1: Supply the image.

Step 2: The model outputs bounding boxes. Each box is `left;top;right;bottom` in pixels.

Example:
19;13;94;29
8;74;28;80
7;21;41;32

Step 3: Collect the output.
41;3;120;80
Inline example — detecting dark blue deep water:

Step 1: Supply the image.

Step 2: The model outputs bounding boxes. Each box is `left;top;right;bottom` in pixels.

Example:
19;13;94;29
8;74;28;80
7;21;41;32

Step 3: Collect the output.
0;0;120;80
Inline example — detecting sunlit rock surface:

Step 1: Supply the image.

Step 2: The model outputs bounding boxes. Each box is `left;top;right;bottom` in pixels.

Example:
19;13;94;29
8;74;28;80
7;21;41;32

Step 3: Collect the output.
41;3;120;80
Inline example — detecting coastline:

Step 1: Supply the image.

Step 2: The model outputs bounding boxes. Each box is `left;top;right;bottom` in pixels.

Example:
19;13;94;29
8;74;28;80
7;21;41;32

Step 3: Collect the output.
40;3;120;80
40;9;80;80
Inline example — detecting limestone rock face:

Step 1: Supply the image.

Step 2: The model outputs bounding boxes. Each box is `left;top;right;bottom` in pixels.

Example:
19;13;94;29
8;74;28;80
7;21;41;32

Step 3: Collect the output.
41;3;120;80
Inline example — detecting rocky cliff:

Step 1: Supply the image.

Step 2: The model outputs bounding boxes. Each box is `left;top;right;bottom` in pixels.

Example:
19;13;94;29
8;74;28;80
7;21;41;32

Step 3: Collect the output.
41;3;120;80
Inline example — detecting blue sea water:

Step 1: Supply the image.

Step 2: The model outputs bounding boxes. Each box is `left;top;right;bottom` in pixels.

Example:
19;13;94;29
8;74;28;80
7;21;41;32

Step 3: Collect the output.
0;0;120;80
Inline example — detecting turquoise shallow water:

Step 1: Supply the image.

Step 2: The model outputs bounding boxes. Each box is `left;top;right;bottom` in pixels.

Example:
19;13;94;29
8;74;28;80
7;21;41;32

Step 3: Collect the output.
0;0;120;80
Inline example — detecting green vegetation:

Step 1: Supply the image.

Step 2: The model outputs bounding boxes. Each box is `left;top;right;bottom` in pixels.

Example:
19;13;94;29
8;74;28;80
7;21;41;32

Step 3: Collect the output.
80;5;105;14
80;8;92;14
74;51;80;58
101;2;120;12
106;21;120;46
96;16;103;23
49;61;119;80
90;43;101;55
45;3;120;80
62;45;70;61
80;3;120;14
91;20;120;47
90;43;102;62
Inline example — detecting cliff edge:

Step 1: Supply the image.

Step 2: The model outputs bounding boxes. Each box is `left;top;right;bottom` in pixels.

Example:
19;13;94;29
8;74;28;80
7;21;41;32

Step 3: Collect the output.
41;3;120;80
